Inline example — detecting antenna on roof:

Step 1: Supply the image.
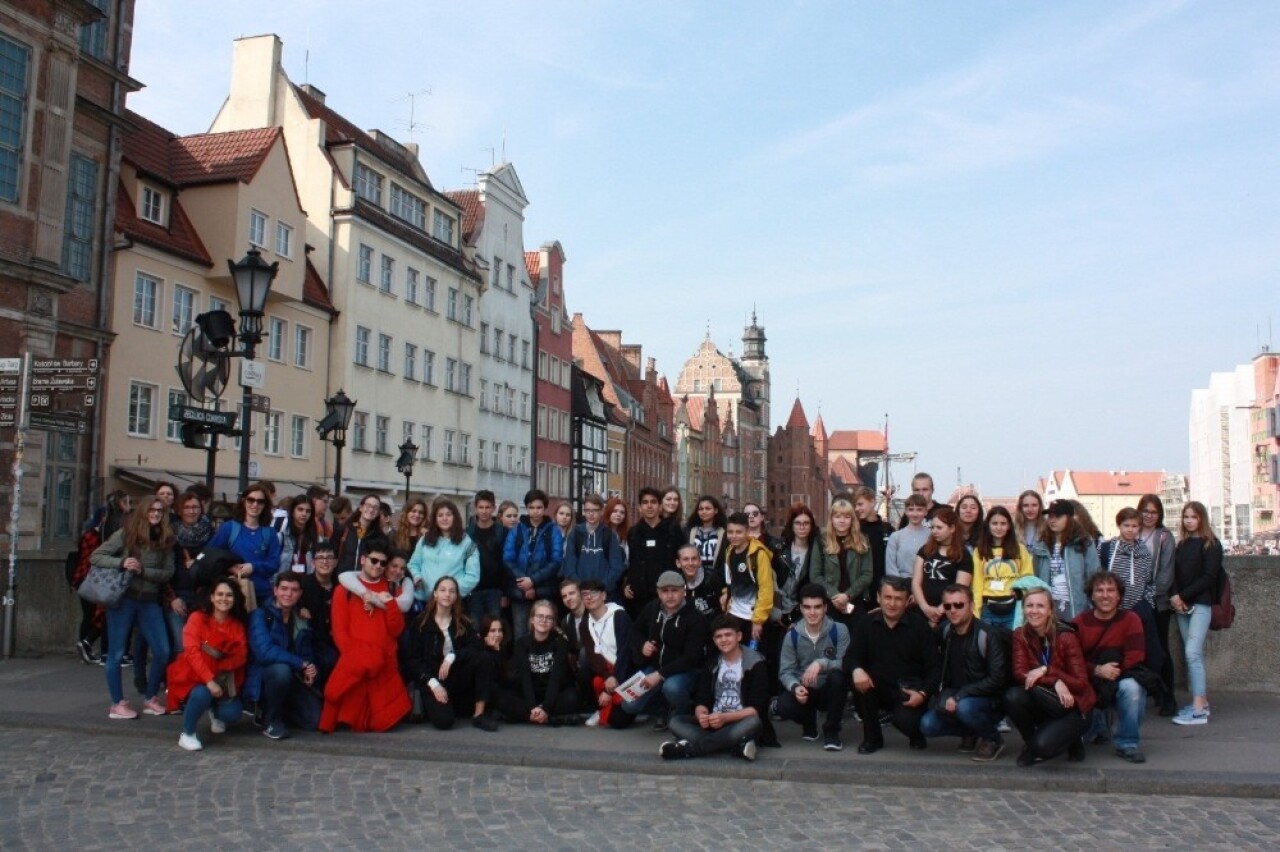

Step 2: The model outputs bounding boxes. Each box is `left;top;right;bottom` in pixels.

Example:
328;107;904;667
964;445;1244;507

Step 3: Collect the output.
482;147;495;167
392;89;433;142
502;129;507;163
304;24;311;84
461;166;481;186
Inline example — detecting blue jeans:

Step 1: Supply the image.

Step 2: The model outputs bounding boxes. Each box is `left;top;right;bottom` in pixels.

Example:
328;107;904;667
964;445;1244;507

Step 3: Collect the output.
260;662;322;731
621;670;696;718
468;589;503;625
166;608;188;654
1106;677;1146;751
181;684;243;735
511;598;532;640
1176;604;1212;699
668;714;762;756
105;597;169;703
920;695;1003;743
982;610;1014;632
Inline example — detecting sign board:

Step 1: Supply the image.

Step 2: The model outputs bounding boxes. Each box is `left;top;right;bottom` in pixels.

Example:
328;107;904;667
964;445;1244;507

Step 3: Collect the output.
28;410;89;434
24;357;100;432
249;460;260;478
248;394;272;414
168;404;237;430
0;361;18;429
240;360;265;388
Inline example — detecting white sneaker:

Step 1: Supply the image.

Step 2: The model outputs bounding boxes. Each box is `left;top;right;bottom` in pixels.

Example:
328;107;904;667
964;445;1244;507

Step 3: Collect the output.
209;711;226;735
178;733;203;751
585;711;601;727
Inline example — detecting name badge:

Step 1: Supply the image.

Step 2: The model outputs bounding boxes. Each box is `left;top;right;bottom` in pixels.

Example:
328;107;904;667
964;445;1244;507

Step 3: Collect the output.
646;539;656;548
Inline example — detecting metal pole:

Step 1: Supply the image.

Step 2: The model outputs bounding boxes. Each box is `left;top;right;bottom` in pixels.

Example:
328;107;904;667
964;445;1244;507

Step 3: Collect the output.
333;438;345;496
206;432;217;493
403;472;410;506
2;353;31;659
238;346;256;495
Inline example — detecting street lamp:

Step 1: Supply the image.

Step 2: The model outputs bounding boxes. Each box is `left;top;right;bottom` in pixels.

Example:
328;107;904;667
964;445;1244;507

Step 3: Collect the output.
396;438;418;505
227;247;279;493
317;388;357;495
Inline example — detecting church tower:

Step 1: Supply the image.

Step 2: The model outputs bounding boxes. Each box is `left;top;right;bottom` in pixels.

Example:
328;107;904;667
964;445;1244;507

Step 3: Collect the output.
739;309;770;429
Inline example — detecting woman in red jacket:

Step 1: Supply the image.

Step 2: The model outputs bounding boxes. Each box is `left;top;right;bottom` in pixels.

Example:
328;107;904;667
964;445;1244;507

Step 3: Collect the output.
1004;587;1095;767
166;578;249;751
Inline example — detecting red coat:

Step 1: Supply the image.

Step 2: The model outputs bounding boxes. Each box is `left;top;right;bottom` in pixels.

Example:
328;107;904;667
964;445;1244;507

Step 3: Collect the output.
1012;625;1096;715
166;612;248;711
319;578;410;732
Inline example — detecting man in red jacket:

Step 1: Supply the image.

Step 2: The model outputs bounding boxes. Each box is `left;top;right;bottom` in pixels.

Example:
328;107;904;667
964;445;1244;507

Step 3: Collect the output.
320;539;410;732
1074;571;1148;763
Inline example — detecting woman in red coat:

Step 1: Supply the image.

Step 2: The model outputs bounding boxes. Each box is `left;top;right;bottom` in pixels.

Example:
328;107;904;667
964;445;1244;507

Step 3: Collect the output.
1004;586;1095;767
320;540;411;732
166;578;249;751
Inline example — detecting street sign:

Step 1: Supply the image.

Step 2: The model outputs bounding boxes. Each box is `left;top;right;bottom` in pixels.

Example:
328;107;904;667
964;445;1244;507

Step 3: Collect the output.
240;360;265;388
24;357;100;431
0;366;16;429
168;404;237;429
248;394;272;414
28;410;89;434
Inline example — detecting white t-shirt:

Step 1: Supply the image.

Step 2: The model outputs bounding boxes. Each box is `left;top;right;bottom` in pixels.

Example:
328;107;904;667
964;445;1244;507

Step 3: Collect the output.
713;657;744;713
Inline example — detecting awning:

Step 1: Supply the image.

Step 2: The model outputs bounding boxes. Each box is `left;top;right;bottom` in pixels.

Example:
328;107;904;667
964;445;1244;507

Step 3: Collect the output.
111;466;320;504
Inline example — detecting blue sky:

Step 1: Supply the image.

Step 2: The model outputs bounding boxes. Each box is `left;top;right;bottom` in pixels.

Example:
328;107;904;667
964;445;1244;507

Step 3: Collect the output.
129;1;1280;496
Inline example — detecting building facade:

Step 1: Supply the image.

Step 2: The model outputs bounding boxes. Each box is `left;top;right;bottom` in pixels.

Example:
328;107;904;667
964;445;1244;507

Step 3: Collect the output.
570;364;609;507
210;35;482;504
1040;469;1167;539
767;398;829;525
529;243;572;503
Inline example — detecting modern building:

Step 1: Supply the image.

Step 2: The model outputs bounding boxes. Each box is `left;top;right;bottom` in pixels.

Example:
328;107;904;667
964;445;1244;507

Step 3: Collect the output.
529;243;572;503
105;110;335;502
1039;469;1167;539
210;35;483;505
0;0;139;549
766;398;829;525
445;165;535;504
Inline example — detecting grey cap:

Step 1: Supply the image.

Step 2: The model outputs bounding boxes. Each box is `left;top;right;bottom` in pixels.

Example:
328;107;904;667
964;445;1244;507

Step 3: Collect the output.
657;570;684;589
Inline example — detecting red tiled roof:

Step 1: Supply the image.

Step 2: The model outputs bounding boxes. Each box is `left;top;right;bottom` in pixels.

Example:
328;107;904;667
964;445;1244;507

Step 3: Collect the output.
827;429;887;452
303;259;337;316
829;456;859;484
122;110;280;188
811;413;828;441
114;178;213;267
525;250;541;285
444;189;483;247
684;395;706;431
1065;470;1164;496
292;84;428;188
785;398;808;430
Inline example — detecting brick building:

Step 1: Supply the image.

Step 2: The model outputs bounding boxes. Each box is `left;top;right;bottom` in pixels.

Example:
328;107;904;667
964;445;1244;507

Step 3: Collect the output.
766;398;829;526
529;243;572;503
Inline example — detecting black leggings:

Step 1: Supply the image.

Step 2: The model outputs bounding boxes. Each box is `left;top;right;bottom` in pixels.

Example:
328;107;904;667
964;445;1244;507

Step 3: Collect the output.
78;598;105;648
493;684;579;722
411;655;494;730
1004;686;1089;760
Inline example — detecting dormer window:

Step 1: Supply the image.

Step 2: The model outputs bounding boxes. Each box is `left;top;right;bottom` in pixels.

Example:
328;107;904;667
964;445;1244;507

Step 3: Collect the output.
140;185;166;225
354;163;383;205
432;209;455;245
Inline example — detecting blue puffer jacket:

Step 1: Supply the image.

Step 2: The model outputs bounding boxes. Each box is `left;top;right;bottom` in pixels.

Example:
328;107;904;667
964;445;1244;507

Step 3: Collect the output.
243;599;314;702
502;518;564;599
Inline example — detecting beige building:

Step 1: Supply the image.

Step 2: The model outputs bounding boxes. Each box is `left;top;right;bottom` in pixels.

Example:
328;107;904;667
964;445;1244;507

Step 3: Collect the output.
210;35;483;505
1039;469;1166;539
105;111;335;502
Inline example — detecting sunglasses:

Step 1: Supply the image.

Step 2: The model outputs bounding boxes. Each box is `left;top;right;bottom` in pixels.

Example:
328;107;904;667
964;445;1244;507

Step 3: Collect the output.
365;556;388;566
244;497;267;505
941;602;968;611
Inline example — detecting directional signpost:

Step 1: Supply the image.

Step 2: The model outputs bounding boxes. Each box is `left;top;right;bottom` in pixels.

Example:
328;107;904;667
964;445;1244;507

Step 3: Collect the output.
0;358;18;430
26;357;98;435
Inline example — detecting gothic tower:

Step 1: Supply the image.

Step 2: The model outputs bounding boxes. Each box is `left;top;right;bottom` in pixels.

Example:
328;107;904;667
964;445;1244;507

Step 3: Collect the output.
739;309;770;429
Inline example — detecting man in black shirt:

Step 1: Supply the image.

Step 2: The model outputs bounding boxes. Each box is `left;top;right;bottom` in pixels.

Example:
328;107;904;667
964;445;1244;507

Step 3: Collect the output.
466;490;507;623
845;577;940;754
625;487;684;617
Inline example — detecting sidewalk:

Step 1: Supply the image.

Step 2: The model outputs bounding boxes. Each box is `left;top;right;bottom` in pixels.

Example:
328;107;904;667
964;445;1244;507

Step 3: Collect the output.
2;654;1278;800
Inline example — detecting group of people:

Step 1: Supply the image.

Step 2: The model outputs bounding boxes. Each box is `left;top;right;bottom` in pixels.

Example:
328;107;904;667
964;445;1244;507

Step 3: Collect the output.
72;472;1225;766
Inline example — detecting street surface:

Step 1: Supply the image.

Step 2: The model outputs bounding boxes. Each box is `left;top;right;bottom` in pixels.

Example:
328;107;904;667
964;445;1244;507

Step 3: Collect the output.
2;728;1278;850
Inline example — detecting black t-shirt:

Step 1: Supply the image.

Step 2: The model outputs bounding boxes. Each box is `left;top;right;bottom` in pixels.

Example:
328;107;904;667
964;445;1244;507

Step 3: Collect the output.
917;546;967;607
944;630;968;690
470;523;505;591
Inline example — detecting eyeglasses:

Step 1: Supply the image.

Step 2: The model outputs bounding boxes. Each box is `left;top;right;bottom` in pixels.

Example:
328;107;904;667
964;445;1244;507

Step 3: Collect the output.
941;602;968;611
531;614;555;622
1141;509;1159;515
147;508;165;515
244;497;266;506
364;556;388;566
746;510;760;518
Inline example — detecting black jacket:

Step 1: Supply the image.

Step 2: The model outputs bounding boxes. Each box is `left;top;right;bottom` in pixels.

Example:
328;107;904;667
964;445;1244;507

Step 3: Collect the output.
935;618;1010;700
628;599;707;679
511;633;571;709
844;609;941;695
693;646;775;747
626;516;685;609
401;617;481;686
1173;537;1223;606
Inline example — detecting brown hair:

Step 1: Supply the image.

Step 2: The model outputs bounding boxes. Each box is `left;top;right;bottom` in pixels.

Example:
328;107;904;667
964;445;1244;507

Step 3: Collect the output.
233;483;273;524
1178;501;1220;549
604;496;630;541
122;497;174;555
921;506;967;561
395;497;430;553
423;498;466;546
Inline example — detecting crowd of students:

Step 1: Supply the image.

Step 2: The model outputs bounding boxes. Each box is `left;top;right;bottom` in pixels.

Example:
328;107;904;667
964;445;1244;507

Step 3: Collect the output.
71;472;1225;765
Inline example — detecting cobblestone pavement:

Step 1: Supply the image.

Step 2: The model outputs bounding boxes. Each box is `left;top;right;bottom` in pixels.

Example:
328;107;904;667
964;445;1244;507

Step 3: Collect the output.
2;729;1279;850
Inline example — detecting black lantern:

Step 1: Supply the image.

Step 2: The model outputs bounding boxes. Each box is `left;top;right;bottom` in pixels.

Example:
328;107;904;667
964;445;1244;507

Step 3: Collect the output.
318;389;358;495
227;247;279;343
396;438;418;504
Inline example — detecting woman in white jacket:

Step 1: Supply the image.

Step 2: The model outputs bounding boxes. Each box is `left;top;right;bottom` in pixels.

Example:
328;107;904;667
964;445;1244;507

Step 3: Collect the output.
408;498;481;603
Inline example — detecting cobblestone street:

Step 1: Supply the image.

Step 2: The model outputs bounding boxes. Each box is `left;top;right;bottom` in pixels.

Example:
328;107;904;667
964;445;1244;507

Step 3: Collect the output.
2;728;1278;850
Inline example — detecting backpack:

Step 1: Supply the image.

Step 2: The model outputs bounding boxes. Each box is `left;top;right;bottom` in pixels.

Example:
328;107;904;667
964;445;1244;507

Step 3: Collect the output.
789;623;840;659
1210;566;1235;631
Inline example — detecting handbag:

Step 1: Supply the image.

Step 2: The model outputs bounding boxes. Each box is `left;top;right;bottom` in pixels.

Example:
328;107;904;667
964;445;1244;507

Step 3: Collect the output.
1210;570;1235;631
77;564;131;607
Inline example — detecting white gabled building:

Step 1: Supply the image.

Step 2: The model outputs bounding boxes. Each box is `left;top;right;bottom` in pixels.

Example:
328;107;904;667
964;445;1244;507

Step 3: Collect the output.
210;35;483;504
446;165;536;504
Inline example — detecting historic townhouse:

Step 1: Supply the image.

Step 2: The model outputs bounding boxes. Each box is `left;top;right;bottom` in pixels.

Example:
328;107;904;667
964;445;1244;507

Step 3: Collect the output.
210;35;482;504
767;398;830;525
105;111;334;501
528;243;572;503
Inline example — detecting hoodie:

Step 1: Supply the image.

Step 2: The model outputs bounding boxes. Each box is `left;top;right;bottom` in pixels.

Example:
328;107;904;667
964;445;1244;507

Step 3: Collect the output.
718;537;775;626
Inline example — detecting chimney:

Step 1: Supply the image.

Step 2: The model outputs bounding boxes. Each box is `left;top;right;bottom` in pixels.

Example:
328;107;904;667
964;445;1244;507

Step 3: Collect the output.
621;344;643;374
300;83;326;104
646;356;657;381
226;34;283;129
597;330;622;350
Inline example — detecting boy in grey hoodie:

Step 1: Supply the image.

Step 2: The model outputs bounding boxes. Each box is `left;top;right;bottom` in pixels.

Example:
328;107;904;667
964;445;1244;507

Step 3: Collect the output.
776;584;851;751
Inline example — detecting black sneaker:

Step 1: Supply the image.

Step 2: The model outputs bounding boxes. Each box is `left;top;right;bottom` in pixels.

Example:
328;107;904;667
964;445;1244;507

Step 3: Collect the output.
1016;747;1037;767
957;735;978;753
1115;747;1146;764
856;740;882;755
472;714;499;733
76;639;95;665
120;654;134;668
652;715;669;732
1067;741;1086;762
801;725;819;742
660;740;693;760
823;733;843;752
972;739;1005;762
878;711;893;726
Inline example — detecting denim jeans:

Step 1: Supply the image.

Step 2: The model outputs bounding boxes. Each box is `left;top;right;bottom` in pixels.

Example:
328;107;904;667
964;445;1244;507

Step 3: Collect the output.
1176;605;1211;699
920;695;1003;743
468;589;504;625
668;713;762;756
511;598;533;640
166;608;188;655
260;662;322;731
1110;677;1146;751
776;677;849;736
105;597;169;703
620;670;696;718
181;684;243;735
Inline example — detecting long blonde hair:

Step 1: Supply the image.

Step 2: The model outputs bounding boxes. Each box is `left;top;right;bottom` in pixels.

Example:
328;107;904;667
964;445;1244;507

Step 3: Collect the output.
823;498;868;555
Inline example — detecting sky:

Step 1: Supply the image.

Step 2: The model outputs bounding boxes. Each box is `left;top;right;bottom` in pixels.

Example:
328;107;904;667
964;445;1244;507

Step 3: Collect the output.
127;0;1280;496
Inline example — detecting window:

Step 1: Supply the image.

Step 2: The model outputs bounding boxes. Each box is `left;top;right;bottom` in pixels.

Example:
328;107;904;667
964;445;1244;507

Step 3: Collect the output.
463;295;474;327
263;411;281;455
294;326;312;368
171;285;197;336
354;326;370;366
0;35;30;202
209;295;229;314
389;184;426;229
354;163;383;205
477;439;487;469
133;273;160;328
267;317;286;361
248;209;267;247
375;416;389;454
506;445;515;473
357;244;373;283
491;257;501;289
275;221;293;257
479;379;488;410
480;322;490;353
520;392;530;421
538;352;547;379
444;429;456;463
461;363;472;396
460;433;471;465
424;276;437;311
432;209;455;244
380;255;394;293
405;267;419;304
402;421;416;445
493;327;504;361
127;382;156;437
44;433;80;540
521;340;530;369
290;415;307;457
507;264;515;292
166;389;187;441
420;424;433;460
508;333;517;364
537;405;546;438
352;412;368;451
491;382;502;412
561;412;571;444
506;388;516;417
139;185;164;225
62;154;97;280
445;358;457;392
404;343;417;380
377;333;392;373
446;287;458;320
519;447;528;474
79;0;109;58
